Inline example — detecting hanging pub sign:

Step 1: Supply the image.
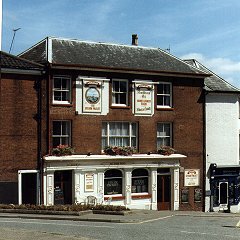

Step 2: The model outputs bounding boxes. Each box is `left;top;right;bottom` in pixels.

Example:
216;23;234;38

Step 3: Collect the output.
85;172;94;192
184;169;200;187
83;80;102;113
134;83;153;115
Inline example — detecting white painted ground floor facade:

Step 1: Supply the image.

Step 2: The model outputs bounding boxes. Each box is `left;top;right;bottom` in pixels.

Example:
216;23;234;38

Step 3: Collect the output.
43;154;186;210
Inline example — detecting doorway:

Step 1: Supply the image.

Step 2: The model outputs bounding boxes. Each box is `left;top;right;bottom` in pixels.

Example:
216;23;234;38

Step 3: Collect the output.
157;169;171;210
54;170;72;204
20;172;39;205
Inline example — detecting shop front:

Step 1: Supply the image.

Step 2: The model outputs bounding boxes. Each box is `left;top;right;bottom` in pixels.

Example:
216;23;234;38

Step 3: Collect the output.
209;164;240;212
43;154;186;210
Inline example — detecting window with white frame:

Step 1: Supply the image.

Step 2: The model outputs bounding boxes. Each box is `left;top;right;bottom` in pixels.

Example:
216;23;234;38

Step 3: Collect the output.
157;82;172;108
53;76;71;104
52;121;71;147
104;169;123;195
157;123;172;148
132;169;149;193
112;79;128;106
102;122;137;149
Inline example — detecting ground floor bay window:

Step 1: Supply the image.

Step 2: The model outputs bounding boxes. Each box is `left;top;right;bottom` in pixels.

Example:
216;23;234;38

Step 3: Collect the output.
132;168;149;194
104;169;123;195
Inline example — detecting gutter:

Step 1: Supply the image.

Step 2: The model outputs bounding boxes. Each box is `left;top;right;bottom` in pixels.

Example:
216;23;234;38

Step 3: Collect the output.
2;68;45;75
50;64;210;79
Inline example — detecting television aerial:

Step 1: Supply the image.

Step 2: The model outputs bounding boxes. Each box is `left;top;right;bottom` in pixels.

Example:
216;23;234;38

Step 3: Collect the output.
9;28;21;54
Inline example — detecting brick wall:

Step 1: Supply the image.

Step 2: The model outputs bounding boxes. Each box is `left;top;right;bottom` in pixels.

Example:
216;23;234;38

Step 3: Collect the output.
0;74;40;181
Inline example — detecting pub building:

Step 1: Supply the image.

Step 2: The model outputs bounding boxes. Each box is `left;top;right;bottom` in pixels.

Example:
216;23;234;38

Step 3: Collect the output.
17;35;209;211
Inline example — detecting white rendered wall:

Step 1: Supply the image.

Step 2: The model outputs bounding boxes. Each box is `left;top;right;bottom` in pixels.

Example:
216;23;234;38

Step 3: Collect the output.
205;93;239;211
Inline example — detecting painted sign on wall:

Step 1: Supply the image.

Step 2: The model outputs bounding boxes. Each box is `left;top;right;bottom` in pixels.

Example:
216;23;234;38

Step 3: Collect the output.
83;80;102;113
85;173;94;192
184;169;200;187
134;83;153;115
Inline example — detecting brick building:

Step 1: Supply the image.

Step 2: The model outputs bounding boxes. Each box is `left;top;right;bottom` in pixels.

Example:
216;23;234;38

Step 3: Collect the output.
3;35;209;210
0;51;44;204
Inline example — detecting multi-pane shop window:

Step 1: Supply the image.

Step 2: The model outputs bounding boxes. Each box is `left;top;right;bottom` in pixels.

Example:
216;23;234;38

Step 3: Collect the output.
104;169;123;195
157;123;172;148
157;83;172;107
112;79;128;106
53;76;71;103
132;169;149;193
52;121;71;147
102;122;137;149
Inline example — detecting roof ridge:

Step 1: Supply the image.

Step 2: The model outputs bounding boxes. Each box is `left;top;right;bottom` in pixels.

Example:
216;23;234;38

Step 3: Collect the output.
50;36;165;51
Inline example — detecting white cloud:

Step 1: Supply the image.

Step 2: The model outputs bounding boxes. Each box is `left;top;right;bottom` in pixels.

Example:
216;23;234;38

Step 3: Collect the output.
181;53;240;87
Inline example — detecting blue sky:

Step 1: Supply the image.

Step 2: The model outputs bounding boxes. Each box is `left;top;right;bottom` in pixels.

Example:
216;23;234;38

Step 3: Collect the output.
2;0;240;87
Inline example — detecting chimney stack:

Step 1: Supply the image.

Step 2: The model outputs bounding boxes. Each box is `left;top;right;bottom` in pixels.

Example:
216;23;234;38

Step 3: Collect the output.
132;34;138;46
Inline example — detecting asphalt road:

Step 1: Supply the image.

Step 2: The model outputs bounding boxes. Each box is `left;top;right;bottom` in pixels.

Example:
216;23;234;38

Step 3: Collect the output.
0;215;239;240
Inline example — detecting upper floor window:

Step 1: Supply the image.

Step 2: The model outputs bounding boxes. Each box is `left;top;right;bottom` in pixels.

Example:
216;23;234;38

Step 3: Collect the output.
112;79;128;106
157;83;172;108
102;122;137;149
53;76;71;104
157;122;172;148
52;120;71;147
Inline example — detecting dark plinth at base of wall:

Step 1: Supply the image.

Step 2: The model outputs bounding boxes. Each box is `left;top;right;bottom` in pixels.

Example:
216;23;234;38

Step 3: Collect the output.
0;182;18;204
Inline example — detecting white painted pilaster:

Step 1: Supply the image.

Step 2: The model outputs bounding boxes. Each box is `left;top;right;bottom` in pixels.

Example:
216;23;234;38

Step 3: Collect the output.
74;170;81;204
46;172;54;206
173;168;180;210
151;168;157;210
97;172;104;204
125;169;132;206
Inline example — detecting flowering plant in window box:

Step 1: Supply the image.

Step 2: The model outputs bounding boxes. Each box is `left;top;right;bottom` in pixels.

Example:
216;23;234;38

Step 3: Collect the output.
157;146;176;156
104;146;136;156
52;145;74;156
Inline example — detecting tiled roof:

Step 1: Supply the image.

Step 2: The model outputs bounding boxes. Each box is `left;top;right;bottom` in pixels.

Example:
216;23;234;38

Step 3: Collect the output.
1;51;43;71
184;59;240;92
19;37;207;76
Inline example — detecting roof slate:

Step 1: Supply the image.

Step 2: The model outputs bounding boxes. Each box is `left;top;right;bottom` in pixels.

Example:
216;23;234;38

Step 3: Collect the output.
1;51;43;71
184;59;240;92
19;37;207;76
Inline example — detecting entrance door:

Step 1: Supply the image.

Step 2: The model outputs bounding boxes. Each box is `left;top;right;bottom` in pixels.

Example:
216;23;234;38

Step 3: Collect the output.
157;175;171;210
21;173;38;204
54;171;72;204
219;181;228;210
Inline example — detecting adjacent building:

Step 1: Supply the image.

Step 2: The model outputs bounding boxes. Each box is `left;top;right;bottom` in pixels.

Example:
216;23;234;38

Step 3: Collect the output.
185;59;240;213
0;51;44;204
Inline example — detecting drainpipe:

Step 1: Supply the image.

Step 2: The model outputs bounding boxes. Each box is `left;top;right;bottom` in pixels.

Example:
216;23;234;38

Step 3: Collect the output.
34;75;43;205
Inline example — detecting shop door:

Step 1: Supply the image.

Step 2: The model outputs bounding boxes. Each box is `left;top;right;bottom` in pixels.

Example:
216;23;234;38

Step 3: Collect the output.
219;181;228;210
157;175;171;210
54;171;72;205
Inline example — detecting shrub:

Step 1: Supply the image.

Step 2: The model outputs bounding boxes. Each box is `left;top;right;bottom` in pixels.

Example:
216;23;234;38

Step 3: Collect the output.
157;146;176;155
52;145;74;156
0;204;129;212
104;146;136;156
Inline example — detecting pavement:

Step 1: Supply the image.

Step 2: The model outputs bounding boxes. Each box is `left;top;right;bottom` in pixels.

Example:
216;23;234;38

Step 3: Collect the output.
0;210;240;240
0;209;240;224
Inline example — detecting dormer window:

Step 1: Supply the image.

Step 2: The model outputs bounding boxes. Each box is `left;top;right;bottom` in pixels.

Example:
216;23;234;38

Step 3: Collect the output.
53;76;71;104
